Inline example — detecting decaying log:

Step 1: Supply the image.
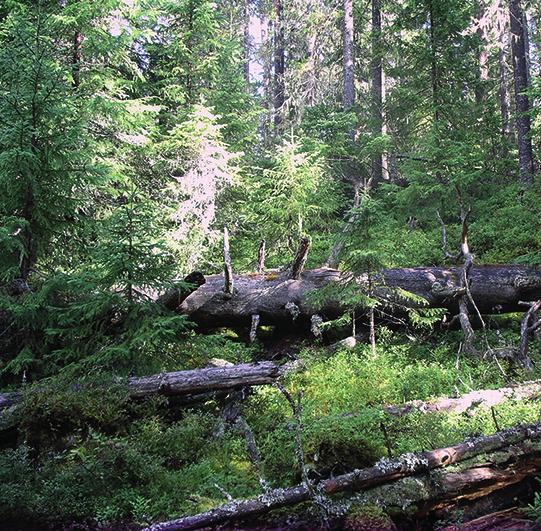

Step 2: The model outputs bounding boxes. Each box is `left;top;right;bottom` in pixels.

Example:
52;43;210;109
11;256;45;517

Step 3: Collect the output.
128;361;292;399
156;272;206;312
0;362;294;413
0;390;21;410
145;422;541;531
384;379;541;416
169;265;541;328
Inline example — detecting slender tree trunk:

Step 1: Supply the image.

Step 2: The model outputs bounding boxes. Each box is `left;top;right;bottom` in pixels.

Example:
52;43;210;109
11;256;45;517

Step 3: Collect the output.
243;0;250;84
475;0;489;104
498;3;512;143
428;0;440;122
186;0;195;103
306;31;317;106
72;31;82;88
509;0;535;184
371;0;383;184
273;0;285;128
343;0;355;110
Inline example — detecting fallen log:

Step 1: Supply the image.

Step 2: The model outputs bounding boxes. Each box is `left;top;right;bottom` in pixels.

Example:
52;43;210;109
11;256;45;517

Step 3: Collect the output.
168;265;541;328
0;361;293;413
384;379;541;416
145;422;541;531
128;361;292;399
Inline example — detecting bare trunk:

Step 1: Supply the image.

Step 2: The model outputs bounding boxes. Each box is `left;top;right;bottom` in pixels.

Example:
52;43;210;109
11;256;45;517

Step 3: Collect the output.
428;0;440;122
290;237;311;280
343;0;354;110
243;0;250;84
475;0;489;104
371;0;383;184
273;0;285;128
509;0;535;184
223;227;234;295
498;7;512;142
72;31;82;88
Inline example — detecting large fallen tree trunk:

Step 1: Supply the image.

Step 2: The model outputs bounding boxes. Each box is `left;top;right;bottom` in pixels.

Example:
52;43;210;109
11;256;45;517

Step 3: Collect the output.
0;361;293;413
145;422;541;531
163;265;541;328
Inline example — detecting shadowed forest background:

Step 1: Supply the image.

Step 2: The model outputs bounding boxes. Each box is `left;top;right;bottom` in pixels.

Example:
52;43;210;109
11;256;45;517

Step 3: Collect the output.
0;0;541;529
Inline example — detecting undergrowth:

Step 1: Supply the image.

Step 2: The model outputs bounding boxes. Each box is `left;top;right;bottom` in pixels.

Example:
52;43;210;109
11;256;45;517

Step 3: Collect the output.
0;332;539;526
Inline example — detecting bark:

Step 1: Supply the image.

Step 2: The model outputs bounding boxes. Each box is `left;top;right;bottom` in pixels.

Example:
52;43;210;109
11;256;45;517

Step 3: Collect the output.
509;0;535;184
384;379;541;416
498;3;512;143
155;272;206;312
72;31;82;88
475;0;489;104
244;0;251;84
343;0;355;110
371;0;383;184
129;361;291;399
145;423;541;531
256;240;266;274
428;0;440;122
223;227;234;295
170;265;541;328
518;300;541;371
0;361;294;413
273;0;285;128
290;237;311;280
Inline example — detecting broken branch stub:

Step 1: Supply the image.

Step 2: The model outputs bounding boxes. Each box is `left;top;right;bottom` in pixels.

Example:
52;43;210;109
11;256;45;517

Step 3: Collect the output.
290;237;311;280
256;240;266;274
223;227;234;295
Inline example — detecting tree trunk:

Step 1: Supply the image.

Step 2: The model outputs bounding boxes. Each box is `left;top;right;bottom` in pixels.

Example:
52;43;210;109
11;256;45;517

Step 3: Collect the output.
498;1;512;143
168;265;541;328
428;0;440;122
244;0;250;84
509;0;535;184
273;0;285;128
343;0;355;110
371;0;383;185
146;423;541;531
475;0;489;104
72;31;82;88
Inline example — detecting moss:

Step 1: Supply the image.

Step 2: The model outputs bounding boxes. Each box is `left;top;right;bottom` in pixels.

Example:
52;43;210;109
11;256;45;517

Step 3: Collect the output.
343;503;397;531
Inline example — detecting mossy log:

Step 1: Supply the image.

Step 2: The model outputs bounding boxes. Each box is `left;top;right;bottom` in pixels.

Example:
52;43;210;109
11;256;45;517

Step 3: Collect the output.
162;265;541;328
0;361;293;414
145;422;541;531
